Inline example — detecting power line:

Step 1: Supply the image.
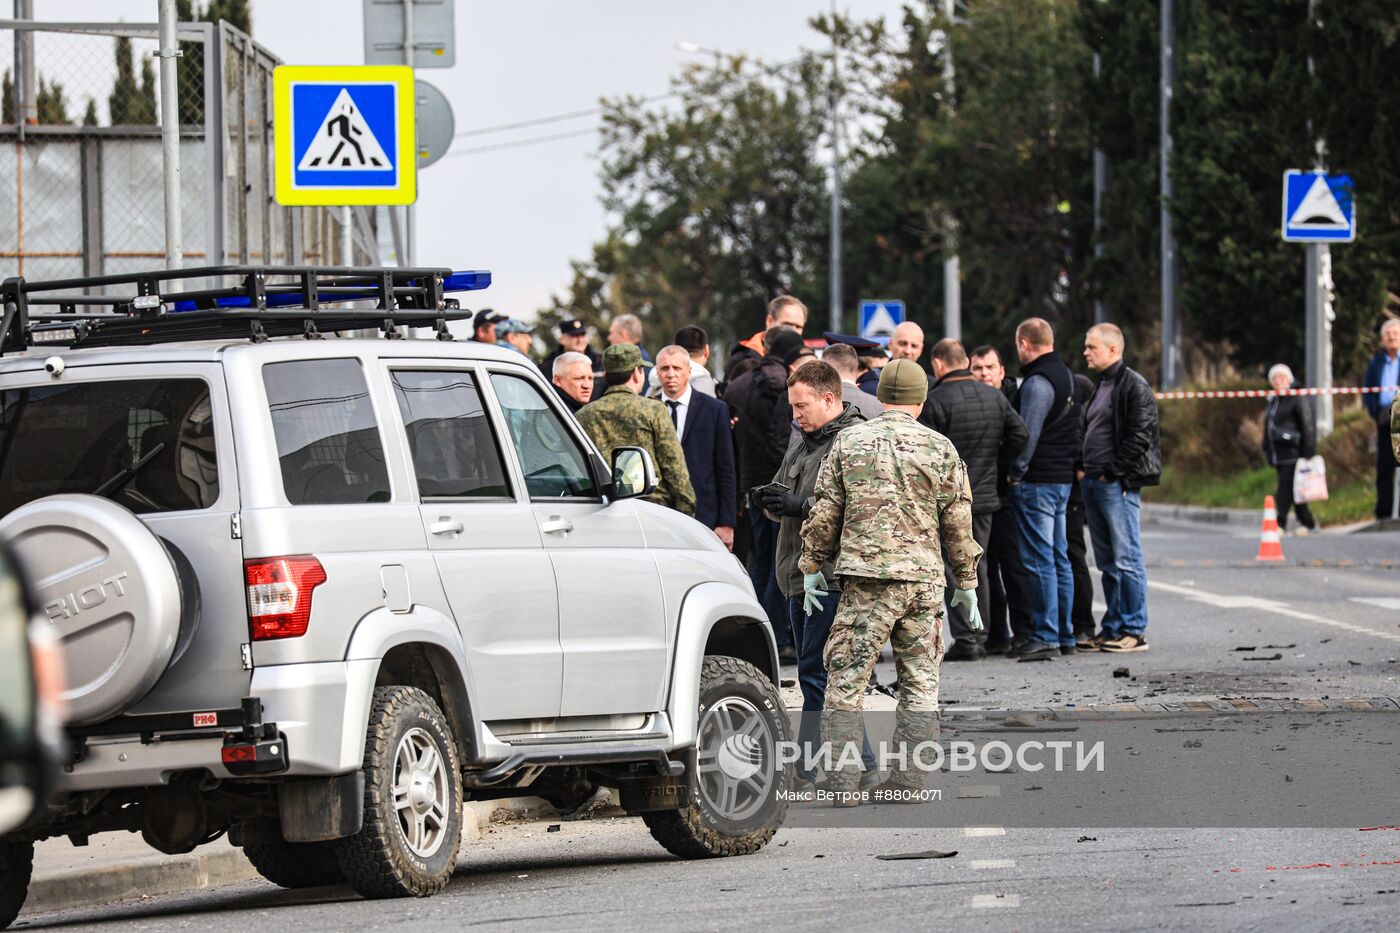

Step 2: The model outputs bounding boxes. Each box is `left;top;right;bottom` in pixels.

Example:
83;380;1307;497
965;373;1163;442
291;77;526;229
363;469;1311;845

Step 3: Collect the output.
452;91;678;139
443;127;599;158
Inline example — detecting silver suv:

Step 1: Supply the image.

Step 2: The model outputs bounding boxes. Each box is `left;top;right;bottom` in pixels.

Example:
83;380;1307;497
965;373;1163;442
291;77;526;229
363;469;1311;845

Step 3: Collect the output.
0;266;787;924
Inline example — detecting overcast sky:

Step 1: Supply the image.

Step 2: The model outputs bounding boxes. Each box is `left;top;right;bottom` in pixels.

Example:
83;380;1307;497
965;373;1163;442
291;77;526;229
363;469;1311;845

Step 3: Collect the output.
40;1;909;320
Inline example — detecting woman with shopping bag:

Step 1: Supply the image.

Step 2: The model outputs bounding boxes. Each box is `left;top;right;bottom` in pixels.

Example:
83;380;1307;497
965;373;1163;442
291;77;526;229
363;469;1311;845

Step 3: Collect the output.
1264;364;1318;534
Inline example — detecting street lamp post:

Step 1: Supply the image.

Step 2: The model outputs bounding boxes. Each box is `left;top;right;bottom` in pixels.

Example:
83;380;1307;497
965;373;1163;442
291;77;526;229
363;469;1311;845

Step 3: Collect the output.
828;3;843;334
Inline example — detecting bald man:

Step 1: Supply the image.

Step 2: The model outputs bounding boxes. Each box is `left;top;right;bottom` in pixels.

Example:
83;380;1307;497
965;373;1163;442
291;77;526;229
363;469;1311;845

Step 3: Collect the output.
1079;323;1160;654
889;322;925;363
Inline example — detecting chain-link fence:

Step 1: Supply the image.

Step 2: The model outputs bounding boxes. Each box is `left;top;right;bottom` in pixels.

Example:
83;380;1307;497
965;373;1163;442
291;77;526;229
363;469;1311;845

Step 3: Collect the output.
0;18;372;286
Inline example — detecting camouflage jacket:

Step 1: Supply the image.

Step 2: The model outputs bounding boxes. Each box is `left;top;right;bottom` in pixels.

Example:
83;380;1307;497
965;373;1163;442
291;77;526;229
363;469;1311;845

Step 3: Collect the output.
1393;399;1399;460
798;411;980;587
578;385;696;515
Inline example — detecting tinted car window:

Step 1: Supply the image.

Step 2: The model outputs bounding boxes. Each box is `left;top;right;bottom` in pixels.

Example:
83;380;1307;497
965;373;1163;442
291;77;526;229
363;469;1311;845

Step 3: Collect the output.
391;370;511;499
489;373;597;499
263;359;390;505
0;379;219;515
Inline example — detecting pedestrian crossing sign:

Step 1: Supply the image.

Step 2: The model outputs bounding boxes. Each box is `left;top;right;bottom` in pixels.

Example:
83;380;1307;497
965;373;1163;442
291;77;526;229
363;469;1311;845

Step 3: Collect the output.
1281;170;1355;243
859;299;904;340
273;65;417;206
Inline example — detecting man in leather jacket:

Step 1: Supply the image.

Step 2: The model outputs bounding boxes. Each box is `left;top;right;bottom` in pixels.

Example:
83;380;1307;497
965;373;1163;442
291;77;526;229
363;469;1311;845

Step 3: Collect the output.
1079;324;1160;654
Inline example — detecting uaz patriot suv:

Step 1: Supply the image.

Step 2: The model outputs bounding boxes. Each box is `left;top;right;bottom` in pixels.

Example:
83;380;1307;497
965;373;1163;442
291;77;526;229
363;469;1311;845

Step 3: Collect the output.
0;266;788;927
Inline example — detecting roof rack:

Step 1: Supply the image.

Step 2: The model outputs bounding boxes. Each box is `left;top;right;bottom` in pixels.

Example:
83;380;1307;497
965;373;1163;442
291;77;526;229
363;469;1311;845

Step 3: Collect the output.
0;264;491;355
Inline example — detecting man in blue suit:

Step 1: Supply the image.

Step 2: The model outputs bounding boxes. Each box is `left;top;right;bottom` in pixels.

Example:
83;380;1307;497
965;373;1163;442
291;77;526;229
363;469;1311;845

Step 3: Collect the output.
655;345;737;549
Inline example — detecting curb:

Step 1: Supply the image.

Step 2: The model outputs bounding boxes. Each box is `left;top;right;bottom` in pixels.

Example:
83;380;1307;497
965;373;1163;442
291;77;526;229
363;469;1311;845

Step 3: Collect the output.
25;845;260;916
21;795;563;918
1142;502;1259;529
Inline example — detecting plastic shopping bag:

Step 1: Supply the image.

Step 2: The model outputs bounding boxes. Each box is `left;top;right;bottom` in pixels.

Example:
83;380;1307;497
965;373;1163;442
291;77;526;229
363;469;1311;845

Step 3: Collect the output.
1293;455;1329;503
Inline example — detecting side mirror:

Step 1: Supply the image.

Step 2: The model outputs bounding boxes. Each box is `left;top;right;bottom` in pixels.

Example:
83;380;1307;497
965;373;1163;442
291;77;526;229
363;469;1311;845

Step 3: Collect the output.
610;446;658;501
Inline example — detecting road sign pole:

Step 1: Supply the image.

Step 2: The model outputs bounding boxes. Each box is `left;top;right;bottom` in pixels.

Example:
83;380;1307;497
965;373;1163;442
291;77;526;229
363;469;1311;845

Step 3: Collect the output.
941;0;960;343
340;205;353;265
157;0;184;269
402;0;416;268
1304;242;1334;437
828;0;842;334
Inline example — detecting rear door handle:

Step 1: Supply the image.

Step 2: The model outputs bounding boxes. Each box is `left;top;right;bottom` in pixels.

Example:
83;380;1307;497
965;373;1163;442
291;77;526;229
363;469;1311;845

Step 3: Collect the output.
540;517;574;535
429;518;464;536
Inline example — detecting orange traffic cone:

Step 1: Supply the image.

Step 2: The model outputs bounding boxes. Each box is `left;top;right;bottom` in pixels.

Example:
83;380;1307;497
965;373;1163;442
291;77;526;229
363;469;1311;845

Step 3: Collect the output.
1256;495;1284;562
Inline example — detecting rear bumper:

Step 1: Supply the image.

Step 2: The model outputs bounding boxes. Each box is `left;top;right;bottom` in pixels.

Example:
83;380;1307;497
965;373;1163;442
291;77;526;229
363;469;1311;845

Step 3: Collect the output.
54;660;375;792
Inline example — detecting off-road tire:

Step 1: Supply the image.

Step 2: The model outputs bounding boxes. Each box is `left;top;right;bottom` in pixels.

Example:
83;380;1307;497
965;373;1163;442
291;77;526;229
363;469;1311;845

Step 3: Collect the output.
334;686;463;898
0;837;33;930
644;655;790;858
243;840;345;889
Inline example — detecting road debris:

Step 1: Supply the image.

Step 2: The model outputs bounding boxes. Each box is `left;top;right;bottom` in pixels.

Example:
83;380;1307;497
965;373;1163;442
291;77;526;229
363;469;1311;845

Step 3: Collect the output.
875;849;958;861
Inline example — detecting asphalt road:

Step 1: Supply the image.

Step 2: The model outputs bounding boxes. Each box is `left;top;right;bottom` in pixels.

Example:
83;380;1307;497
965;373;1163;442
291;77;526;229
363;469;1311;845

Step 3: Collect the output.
16;517;1400;932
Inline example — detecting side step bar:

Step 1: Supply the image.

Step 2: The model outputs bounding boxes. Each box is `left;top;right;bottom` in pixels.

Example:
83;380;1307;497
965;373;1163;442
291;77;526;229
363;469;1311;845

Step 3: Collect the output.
462;744;682;788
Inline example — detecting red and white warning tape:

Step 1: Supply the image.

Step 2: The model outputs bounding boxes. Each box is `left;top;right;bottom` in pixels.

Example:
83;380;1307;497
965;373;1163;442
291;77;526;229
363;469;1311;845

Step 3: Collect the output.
1154;386;1400;400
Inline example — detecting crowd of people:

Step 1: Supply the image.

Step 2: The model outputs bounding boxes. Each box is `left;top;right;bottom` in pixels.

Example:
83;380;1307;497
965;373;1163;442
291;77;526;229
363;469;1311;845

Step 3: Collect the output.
476;295;1166;795
522;296;1162;671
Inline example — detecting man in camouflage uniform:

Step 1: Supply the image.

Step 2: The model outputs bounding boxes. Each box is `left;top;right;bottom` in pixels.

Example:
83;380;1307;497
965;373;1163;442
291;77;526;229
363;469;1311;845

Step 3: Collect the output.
799;358;982;802
578;343;696;515
1392;398;1399;461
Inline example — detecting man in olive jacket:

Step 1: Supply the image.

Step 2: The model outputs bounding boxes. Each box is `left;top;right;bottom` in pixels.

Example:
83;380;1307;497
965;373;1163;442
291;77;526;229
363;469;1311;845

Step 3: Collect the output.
1079;324;1160;654
755;360;875;789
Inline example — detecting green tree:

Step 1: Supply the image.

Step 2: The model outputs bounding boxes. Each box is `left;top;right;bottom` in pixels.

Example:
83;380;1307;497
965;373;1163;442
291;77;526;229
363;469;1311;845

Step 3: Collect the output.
841;1;1095;352
36;76;72;125
175;0;254;125
109;35;157;125
548;56;831;347
1082;0;1396;383
1309;0;1400;377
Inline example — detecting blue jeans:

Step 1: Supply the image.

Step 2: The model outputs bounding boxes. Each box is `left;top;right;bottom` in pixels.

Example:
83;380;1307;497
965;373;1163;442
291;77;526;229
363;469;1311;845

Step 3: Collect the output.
1009;482;1074;649
747;513;790;648
1080;478;1148;638
786;595;876;781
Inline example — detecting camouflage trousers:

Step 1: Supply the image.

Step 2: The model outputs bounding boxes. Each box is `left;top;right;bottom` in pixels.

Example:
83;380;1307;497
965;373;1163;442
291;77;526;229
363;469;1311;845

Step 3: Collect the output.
821;576;944;791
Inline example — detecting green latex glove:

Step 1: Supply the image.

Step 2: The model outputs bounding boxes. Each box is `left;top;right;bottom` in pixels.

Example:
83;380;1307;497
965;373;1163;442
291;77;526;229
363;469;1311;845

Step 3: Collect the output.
951;588;983;632
802;571;829;617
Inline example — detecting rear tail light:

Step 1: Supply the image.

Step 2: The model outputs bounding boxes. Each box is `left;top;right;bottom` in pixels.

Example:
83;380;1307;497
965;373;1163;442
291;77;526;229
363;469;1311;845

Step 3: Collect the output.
244;556;326;641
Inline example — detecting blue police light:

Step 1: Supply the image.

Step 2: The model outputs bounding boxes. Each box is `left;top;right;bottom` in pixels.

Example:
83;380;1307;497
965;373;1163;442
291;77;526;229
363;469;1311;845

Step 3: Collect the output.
170;270;491;311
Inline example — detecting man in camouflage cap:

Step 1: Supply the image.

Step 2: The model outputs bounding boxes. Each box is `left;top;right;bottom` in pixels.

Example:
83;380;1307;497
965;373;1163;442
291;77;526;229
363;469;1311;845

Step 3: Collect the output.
578;343;696;515
799;358;983;804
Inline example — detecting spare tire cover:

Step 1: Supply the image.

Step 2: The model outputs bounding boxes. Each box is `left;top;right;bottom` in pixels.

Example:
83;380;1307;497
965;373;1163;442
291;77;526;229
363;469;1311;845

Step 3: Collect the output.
0;495;183;725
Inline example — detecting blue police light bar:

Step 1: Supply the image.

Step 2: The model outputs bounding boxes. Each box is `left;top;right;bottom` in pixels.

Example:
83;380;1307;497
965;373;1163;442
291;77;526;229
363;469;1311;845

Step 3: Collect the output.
169;270;491;311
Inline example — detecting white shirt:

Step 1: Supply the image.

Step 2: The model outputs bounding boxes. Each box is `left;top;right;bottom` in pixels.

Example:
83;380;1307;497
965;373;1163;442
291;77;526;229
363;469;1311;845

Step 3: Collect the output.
661;384;694;442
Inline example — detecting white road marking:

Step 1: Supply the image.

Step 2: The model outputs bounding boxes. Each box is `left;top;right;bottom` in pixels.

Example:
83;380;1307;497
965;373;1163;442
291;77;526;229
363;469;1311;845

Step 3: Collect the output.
1148;580;1400;643
963;826;1005;837
1350;597;1400;611
971;894;1021;909
971;859;1017;870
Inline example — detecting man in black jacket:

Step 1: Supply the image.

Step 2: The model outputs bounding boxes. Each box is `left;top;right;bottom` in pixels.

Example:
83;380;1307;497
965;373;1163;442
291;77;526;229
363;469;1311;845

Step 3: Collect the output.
1079;323;1161;654
727;325;809;657
1008;319;1079;661
971;346;1033;652
1069;372;1097;646
921;339;1028;660
542;318;604;380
